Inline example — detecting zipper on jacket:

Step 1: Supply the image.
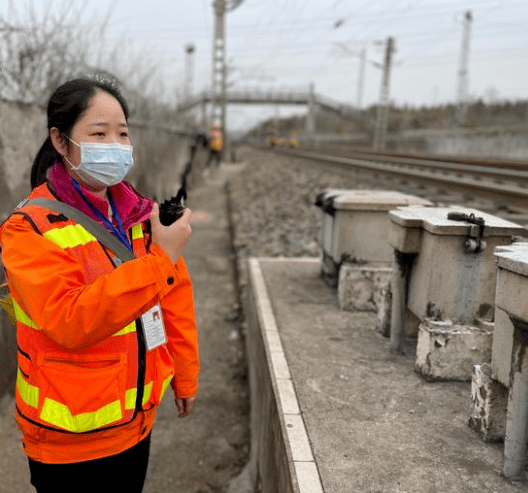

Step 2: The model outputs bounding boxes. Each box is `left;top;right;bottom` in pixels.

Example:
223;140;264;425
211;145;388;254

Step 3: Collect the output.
17;345;31;361
134;317;147;414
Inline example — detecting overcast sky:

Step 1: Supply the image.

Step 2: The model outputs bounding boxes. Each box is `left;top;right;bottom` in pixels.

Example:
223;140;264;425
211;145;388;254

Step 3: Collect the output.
2;0;527;130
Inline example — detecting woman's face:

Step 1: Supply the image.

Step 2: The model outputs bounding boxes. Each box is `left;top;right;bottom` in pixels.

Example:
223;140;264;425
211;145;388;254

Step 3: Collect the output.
64;90;130;192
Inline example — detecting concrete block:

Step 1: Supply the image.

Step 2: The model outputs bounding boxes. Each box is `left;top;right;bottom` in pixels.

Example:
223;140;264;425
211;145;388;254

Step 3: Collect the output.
337;262;392;335
284;414;314;462
390;206;527;325
415;318;493;381
293;461;324;493
491;307;515;387
318;190;432;285
277;379;300;415
468;363;508;442
320;190;431;262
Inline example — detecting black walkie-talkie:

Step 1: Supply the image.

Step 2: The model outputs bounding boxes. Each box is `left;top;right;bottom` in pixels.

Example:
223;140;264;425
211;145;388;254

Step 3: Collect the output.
159;186;187;226
158;140;197;226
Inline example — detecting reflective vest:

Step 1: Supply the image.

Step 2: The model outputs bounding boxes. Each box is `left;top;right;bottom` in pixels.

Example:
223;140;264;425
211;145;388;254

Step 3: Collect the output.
10;185;175;434
210;128;223;152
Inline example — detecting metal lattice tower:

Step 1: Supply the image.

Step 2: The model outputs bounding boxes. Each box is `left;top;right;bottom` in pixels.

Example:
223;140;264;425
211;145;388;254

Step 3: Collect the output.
456;10;473;125
211;0;245;136
211;0;226;130
357;47;366;109
183;43;196;105
373;37;395;150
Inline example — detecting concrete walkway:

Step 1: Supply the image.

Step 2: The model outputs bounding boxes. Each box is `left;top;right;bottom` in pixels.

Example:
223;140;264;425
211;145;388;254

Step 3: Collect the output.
246;257;528;493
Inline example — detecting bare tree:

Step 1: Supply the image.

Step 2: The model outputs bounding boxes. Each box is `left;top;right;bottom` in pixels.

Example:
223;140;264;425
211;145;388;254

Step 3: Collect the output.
0;0;179;122
0;1;110;103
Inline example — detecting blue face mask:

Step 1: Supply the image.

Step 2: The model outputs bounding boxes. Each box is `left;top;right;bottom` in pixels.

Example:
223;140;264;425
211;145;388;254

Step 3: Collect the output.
65;138;134;187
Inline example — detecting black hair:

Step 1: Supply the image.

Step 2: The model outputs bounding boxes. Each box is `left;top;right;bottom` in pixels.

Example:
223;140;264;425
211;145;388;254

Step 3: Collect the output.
30;77;130;189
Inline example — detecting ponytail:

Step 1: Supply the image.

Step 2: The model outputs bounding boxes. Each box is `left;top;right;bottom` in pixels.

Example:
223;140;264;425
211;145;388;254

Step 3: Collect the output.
30;136;62;189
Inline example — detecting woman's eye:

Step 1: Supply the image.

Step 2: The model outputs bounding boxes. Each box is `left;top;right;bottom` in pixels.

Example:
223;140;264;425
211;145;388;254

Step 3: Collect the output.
94;132;105;137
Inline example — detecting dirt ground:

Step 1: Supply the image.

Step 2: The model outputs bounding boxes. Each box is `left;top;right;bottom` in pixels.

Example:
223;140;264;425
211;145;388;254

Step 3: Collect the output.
142;165;252;493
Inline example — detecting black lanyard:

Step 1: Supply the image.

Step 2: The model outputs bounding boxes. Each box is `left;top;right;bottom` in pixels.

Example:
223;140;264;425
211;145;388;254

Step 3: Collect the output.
72;179;133;251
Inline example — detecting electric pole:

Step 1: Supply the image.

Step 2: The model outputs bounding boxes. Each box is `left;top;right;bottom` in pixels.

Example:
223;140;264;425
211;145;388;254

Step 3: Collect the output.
211;0;245;147
183;43;196;106
306;83;316;134
357;47;366;110
456;10;473;125
212;0;226;134
373;36;395;150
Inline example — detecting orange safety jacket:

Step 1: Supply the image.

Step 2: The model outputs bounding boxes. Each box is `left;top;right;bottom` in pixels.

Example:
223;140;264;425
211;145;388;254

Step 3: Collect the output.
0;183;199;464
210;128;223;152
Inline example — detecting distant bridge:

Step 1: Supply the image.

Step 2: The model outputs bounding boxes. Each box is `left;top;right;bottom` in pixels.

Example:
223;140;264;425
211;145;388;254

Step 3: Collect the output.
178;88;356;118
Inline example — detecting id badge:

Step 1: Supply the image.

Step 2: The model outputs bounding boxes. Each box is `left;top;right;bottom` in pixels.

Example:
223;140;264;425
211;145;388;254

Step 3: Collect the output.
141;304;167;351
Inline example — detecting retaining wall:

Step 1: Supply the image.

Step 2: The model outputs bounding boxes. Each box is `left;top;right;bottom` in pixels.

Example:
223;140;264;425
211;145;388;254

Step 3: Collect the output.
394;126;528;161
244;267;296;493
242;258;325;493
300;125;528;161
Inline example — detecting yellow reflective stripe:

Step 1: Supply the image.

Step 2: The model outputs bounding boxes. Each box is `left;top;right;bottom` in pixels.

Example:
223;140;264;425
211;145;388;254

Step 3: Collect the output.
161;375;173;400
125;382;152;410
143;382;153;406
113;321;136;337
13;300;39;329
43;224;96;249
40;397;122;433
131;223;143;240
17;369;39;408
13;300;134;336
27;377;170;431
125;388;136;410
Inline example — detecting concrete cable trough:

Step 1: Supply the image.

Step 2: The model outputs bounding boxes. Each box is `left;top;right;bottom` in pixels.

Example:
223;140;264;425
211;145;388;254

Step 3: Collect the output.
244;256;524;492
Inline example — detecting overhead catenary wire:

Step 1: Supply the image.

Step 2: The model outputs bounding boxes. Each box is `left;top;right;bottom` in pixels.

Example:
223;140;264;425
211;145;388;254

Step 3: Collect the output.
187;0;526;110
124;0;524;38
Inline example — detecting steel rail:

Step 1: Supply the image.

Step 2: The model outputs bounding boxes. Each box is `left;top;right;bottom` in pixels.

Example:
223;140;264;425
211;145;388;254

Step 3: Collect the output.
302;144;528;170
270;147;528;209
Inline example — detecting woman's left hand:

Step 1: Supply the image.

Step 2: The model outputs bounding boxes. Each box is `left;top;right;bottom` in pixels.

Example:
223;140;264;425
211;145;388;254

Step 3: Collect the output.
175;396;196;418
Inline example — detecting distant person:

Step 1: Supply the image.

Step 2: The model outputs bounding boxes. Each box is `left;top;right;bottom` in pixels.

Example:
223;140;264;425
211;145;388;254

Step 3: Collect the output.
206;123;223;169
0;77;201;493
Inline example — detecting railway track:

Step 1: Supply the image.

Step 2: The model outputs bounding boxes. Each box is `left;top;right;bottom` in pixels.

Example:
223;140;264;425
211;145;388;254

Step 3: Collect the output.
268;146;528;217
293;144;528;171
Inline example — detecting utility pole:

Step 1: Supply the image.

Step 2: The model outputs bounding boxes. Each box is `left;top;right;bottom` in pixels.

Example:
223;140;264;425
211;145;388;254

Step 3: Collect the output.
373;36;395;150
357;47;366;110
211;0;245;158
183;43;196;106
456;10;473;125
211;0;227;134
306;82;316;134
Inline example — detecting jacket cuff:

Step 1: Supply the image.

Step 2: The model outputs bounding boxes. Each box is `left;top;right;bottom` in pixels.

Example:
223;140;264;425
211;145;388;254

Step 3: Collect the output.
148;243;183;296
171;378;198;399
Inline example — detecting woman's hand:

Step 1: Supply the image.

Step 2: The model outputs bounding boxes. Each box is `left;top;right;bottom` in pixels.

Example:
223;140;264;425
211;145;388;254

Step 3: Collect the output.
150;203;193;264
175;396;196;418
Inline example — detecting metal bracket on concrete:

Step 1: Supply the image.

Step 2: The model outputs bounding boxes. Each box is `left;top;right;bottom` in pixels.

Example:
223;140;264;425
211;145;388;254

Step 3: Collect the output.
447;211;486;253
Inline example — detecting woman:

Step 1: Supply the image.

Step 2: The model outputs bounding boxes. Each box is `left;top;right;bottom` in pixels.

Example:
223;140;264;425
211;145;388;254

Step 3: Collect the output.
0;78;200;492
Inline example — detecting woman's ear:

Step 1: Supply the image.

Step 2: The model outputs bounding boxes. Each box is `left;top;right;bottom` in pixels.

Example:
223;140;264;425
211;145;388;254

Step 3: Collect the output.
49;127;68;157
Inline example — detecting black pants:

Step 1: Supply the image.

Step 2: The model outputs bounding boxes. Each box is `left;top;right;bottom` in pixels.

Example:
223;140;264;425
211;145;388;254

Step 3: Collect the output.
28;433;151;493
206;149;222;167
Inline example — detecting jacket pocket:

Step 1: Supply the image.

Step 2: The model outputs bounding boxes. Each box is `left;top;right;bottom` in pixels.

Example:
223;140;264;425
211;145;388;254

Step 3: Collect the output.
36;353;128;432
